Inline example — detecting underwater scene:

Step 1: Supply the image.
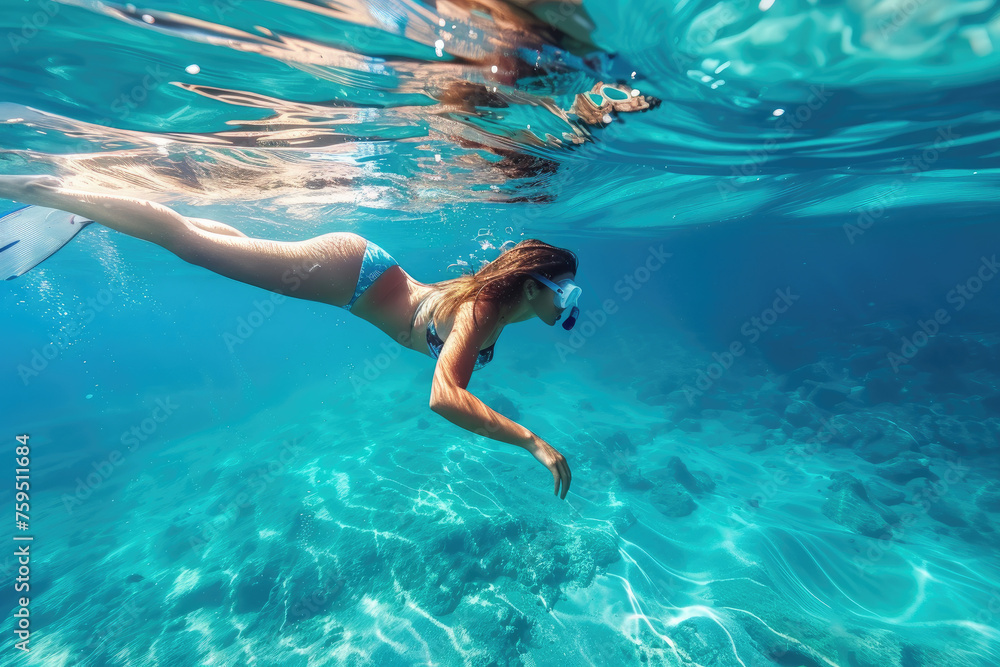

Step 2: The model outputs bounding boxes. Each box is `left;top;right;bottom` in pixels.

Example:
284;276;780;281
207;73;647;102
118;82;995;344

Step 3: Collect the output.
1;0;1000;665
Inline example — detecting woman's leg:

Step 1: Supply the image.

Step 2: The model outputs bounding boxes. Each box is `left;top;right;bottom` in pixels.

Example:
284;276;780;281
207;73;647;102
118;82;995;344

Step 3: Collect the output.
187;217;248;238
0;175;366;306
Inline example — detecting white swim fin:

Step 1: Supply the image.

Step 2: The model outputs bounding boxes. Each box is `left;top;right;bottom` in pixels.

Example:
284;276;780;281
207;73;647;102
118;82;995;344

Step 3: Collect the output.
0;205;93;280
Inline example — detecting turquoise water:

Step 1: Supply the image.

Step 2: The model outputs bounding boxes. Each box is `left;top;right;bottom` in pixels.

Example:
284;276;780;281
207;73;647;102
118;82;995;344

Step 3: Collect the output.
2;0;1000;665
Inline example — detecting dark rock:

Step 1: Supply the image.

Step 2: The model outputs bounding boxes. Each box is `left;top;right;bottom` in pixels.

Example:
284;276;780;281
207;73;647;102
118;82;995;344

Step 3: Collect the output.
926;368;966;394
126;574;144;583
935;417;995;456
747;433;768;452
971;512;996;536
621;468;655;491
756;389;791;412
857;430;914;464
666;457;715;495
974;481;1000;512
650;482;696;518
792;426;815;442
753;412;782;429
876;459;938;485
926;498;968;527
826;413;884;447
762;429;787;449
808;384;853;411
497;605;533;644
691;471;716;494
900;643;923;667
783;363;832;391
850;321;904;348
829;472;868;499
866;481;906;506
581;531;621;569
822;474;892;538
174;578;226;614
827;473;901;525
676;419;702;433
919;443;955;460
982;394;1000;415
637;378;673;406
604;431;635;456
235;562;281;614
846;347;887;377
784;402;814;428
920;336;969;369
757;335;818;373
286;574;341;624
865;368;903;404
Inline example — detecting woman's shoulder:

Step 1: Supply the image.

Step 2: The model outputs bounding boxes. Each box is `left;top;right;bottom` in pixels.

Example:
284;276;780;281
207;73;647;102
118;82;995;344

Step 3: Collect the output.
435;296;503;344
458;296;503;326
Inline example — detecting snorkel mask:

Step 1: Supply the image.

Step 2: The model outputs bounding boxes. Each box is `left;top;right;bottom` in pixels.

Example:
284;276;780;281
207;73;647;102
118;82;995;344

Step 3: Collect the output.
529;273;582;330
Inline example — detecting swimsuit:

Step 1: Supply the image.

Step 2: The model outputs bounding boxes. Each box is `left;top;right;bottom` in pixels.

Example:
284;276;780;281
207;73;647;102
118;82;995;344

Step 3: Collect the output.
412;294;496;372
426;320;495;371
340;240;399;311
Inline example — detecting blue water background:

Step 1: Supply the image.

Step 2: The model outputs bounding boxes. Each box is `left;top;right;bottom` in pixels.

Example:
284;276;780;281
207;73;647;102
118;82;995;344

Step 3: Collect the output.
2;0;1000;665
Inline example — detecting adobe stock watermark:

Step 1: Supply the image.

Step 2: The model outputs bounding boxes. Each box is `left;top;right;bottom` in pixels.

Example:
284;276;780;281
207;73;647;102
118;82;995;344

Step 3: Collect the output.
555;244;672;362
595;449;637;488
851;459;970;580
61;396;180;514
876;0;929;40
349;331;410;396
188;436;306;555
7;0;59;54
682;288;800;404
747;414;843;509
844;126;959;244
887;254;998;373
282;574;346;629
111;65;170;120
717;86;833;201
16;283;125;386
223;260;319;352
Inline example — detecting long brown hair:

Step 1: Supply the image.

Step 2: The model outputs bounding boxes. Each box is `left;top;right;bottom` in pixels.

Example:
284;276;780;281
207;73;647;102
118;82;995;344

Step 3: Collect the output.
433;239;578;328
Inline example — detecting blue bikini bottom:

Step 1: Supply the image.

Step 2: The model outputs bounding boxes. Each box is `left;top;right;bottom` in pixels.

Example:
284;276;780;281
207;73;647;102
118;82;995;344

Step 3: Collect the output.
341;240;399;311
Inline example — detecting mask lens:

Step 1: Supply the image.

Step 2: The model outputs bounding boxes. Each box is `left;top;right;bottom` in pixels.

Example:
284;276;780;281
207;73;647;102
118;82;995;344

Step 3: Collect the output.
555;280;581;309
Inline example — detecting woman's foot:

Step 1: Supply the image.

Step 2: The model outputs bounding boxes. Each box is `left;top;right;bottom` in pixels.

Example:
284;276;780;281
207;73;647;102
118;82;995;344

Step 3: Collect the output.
0;174;66;206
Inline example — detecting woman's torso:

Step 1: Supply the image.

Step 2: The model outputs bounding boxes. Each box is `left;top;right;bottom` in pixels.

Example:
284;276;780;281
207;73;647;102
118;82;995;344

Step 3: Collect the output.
349;266;502;359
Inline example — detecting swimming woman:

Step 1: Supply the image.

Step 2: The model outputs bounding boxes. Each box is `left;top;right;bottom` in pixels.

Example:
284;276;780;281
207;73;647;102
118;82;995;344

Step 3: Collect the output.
0;174;575;498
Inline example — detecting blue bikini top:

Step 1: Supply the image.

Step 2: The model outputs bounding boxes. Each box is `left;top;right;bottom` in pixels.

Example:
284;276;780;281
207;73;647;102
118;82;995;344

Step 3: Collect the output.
426;319;495;371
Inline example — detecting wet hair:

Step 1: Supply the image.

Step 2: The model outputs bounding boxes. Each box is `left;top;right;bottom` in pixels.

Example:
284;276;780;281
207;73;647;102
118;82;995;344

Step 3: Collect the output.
433;239;578;329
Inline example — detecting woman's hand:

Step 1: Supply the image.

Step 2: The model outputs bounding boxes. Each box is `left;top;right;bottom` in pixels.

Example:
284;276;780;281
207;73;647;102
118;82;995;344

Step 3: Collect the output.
525;437;572;499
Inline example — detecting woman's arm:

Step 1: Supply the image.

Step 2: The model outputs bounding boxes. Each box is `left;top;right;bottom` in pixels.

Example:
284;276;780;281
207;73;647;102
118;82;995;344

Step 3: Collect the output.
431;384;535;448
428;299;572;498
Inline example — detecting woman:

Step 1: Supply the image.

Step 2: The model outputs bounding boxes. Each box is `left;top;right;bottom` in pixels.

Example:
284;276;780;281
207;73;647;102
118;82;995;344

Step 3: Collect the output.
0;174;574;498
